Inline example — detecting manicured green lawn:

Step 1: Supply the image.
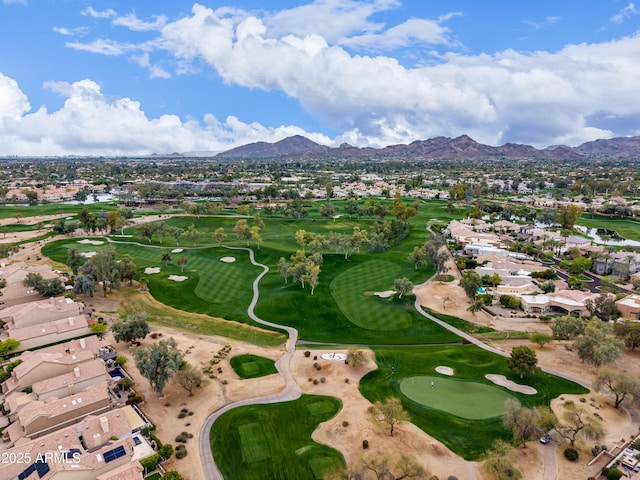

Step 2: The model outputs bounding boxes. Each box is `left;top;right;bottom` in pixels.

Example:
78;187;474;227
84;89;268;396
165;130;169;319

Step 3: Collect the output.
230;354;278;379
0;202;119;220
209;395;344;480
579;213;640;242
399;375;516;420
360;345;588;460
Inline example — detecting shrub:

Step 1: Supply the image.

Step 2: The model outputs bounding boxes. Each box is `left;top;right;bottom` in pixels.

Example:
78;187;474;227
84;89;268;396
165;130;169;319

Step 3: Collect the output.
304;351;311;357
607;468;624;480
313;379;318;385
175;447;188;459
140;453;160;472
564;447;579;461
362;439;369;449
342;421;349;427
175;433;188;443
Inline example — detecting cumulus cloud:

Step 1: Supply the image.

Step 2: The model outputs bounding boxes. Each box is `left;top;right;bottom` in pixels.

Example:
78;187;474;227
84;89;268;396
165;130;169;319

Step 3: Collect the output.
53;26;90;37
112;13;168;31
0;73;329;156
611;3;638;23
81;7;117;19
154;4;640;146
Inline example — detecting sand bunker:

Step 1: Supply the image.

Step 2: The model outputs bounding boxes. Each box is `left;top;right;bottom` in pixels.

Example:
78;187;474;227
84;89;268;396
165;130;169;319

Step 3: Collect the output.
374;290;396;298
80;251;96;258
485;374;537;395
435;366;454;376
171;248;183;253
78;239;104;245
168;275;188;282
321;353;347;361
220;257;236;263
144;267;161;274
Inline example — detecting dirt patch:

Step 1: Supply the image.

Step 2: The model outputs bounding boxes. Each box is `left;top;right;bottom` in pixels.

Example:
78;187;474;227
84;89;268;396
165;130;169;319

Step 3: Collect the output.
291;349;480;480
0;229;49;244
110;326;286;480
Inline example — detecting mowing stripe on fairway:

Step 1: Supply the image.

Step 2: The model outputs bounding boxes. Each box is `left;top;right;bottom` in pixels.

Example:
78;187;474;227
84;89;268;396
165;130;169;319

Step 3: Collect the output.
331;260;412;330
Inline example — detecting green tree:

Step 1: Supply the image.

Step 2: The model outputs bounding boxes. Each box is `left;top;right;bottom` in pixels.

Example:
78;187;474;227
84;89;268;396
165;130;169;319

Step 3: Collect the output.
162;253;171;267
133;337;183;396
170;226;184;246
371;397;410;437
593;368;640;409
573;320;625;367
67;247;84;275
614;320;640;351
0;338;20;357
23;273;64;297
157;444;174;461
112;312;150;344
460;270;482;300
468;298;485;315
551;316;585;340
407;246;427;270
502;399;548;447
529;332;553;348
119;254;137;286
174;363;205;396
89;322;107;339
177;257;188;273
393;278;414;298
136;222;155;243
182;224;200;246
585;294;620;322
233;219;249;243
73;274;95;297
557;204;584;231
84;245;120;297
506;346;539;379
213;227;227;245
162;470;184;480
482;439;521;480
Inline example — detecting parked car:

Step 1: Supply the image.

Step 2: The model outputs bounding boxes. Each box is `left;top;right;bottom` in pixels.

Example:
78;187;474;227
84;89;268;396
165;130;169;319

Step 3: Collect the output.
540;436;551;444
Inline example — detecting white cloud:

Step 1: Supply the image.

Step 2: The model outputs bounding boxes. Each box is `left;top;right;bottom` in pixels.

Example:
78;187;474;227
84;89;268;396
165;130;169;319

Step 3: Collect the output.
0;73;31;118
53;26;89;37
112;13;168;31
149;65;171;79
155;4;640;147
2;0;27;4
81;7;117;19
611;3;638;23
0;73;329;156
66;38;141;56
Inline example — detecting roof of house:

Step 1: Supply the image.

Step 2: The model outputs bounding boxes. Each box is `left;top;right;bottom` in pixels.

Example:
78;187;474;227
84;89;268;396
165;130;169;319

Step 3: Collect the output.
16;381;109;430
0;262;58;285
32;358;108;397
96;461;144;480
7;314;89;342
0;283;43;302
616;294;640;309
0;296;81;322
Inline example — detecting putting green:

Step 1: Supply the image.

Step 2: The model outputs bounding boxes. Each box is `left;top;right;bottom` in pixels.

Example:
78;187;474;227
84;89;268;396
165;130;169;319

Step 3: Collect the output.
399;375;516;420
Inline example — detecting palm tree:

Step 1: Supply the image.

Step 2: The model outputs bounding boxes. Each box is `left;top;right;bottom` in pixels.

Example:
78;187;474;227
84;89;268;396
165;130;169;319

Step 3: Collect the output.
162;253;171;267
177;257;188;273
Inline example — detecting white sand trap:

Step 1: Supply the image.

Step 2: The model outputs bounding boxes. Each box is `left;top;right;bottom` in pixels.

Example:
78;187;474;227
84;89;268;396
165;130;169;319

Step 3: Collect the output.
80;251;96;258
220;257;236;263
144;267;161;274
485;374;537;395
321;353;347;361
168;275;188;282
374;290;396;298
171;248;183;253
435;366;454;376
78;239;104;245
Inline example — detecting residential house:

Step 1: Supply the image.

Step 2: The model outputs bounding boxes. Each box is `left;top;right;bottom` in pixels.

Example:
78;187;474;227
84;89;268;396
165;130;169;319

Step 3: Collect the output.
0;297;83;329
0;428;142;480
616;294;640;320
519;290;599;315
611;252;640;279
0;283;43;308
3;382;110;444
5;314;91;351
2;336;100;395
0;262;59;286
446;220;501;248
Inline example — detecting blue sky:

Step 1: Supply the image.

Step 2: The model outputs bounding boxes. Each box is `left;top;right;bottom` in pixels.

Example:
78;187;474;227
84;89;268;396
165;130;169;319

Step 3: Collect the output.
1;0;639;155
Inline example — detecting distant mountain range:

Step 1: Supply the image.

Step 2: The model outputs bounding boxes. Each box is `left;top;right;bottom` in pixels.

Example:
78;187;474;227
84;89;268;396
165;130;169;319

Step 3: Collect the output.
214;134;640;160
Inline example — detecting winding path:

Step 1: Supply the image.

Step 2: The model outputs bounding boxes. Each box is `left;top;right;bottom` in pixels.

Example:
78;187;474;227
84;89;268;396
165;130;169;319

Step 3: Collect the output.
198;246;301;480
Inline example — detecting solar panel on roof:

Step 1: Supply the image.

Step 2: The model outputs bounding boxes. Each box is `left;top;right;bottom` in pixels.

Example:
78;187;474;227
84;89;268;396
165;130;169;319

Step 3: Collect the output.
103;445;126;463
18;463;36;480
35;461;50;478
